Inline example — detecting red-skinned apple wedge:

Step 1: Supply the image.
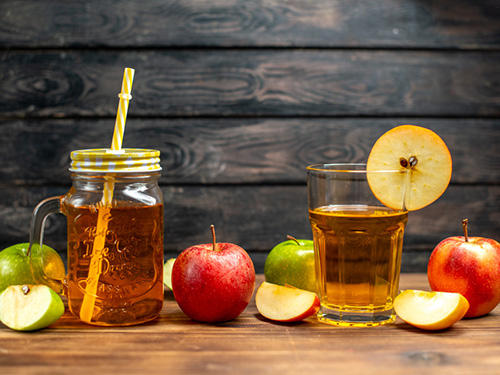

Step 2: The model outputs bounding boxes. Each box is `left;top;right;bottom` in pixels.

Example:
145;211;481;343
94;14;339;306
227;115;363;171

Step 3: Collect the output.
394;290;469;330
427;219;500;318
255;281;320;322
171;225;255;323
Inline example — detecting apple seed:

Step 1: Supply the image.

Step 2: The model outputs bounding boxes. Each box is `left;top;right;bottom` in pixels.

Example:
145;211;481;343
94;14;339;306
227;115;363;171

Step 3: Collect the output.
400;156;418;169
22;285;30;295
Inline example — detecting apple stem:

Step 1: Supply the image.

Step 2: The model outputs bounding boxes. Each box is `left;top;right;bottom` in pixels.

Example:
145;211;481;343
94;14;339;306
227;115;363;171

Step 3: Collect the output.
286;235;301;246
211;224;217;251
462;218;469;242
22;285;30;295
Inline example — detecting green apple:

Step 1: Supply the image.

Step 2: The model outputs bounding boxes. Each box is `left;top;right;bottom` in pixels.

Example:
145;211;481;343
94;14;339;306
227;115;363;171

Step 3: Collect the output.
264;236;316;292
0;243;65;293
163;258;176;291
0;284;65;331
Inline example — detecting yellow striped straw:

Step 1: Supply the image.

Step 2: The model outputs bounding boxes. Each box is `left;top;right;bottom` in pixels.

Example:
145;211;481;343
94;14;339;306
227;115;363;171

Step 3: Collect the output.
111;67;135;150
80;67;135;324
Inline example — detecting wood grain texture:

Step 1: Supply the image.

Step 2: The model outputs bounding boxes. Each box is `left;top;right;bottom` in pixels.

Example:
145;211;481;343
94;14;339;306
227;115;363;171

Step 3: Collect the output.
0;0;499;49
0;274;499;375
1;50;499;117
1;184;497;272
0;118;498;185
0;1;498;275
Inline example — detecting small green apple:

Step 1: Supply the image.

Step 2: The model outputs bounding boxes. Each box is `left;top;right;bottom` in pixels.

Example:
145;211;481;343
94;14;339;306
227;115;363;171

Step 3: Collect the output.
0;243;65;293
163;258;176;291
0;284;65;331
264;236;316;292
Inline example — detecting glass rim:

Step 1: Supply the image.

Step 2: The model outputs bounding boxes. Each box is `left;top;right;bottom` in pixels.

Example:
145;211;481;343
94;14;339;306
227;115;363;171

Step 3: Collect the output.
307;163;404;174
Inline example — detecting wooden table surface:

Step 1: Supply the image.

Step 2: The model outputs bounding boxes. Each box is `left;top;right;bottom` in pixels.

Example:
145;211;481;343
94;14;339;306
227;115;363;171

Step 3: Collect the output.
1;274;499;375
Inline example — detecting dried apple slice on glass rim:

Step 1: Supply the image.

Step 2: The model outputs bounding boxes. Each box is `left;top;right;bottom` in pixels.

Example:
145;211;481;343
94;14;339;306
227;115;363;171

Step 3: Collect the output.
366;125;452;211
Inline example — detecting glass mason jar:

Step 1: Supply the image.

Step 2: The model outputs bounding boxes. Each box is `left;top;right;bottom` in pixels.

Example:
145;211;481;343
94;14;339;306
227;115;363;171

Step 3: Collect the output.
29;149;164;326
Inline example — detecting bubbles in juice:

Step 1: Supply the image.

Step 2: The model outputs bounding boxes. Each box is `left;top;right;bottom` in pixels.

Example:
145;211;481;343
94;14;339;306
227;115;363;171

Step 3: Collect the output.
64;203;164;326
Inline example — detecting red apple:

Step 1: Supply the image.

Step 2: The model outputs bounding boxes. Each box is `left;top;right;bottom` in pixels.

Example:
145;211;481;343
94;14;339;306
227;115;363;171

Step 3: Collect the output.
255;282;320;322
171;225;256;323
427;219;500;318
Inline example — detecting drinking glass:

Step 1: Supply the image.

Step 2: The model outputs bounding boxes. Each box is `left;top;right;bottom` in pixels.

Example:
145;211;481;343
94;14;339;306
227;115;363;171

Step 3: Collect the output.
307;163;409;326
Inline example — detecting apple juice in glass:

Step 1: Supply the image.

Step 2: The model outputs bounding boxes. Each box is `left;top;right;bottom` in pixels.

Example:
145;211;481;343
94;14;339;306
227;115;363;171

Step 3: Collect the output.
307;163;409;327
29;149;164;326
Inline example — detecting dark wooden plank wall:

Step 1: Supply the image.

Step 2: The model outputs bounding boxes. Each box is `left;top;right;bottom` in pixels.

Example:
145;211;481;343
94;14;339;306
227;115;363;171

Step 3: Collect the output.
0;0;499;272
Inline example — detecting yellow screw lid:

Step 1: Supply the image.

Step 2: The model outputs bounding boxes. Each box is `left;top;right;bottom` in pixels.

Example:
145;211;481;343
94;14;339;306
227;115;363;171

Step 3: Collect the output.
69;148;161;173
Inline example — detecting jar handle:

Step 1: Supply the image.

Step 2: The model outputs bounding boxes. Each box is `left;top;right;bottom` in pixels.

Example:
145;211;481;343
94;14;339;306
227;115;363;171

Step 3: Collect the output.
28;196;65;295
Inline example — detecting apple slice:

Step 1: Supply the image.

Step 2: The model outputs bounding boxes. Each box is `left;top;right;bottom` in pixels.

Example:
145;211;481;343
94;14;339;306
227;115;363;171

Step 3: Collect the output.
394;289;469;331
0;284;65;331
255;281;320;322
367;125;452;211
163;258;176;291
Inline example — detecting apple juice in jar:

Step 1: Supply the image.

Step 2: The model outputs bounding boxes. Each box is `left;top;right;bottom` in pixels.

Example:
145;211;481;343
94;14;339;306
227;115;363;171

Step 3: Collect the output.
61;149;164;326
62;203;163;325
309;204;408;325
